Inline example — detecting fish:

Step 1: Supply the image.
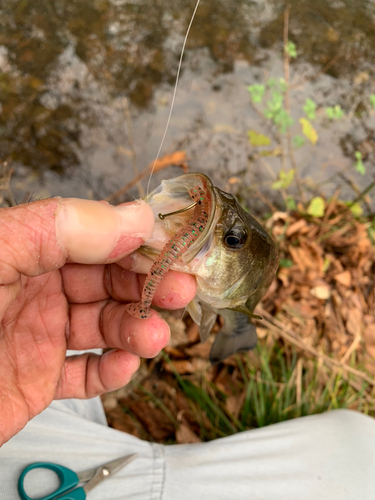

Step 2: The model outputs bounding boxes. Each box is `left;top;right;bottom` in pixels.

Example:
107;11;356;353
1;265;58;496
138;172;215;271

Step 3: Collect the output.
126;172;278;364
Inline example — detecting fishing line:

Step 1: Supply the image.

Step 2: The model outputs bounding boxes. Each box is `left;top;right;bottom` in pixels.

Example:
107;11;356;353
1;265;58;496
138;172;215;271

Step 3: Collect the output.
146;0;201;198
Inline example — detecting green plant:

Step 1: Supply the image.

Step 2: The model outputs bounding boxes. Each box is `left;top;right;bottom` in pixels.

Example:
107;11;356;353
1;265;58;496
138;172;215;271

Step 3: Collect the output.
307;196;325;217
241;343;371;428
286;196;297;210
271;169;295;190
247;84;265;104
326;105;344;120
354;151;366;175
300;118;318;144
263;90;291;131
162;352;238;440
303;98;317;120
292;135;305;149
246;32;375;217
368;220;375;244
285;41;297;58
345;201;363;217
279;258;293;268
162;342;370;439
248;130;271;147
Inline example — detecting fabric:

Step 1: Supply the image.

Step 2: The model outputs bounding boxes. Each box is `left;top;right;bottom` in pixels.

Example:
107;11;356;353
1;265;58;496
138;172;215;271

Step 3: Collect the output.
1;397;375;500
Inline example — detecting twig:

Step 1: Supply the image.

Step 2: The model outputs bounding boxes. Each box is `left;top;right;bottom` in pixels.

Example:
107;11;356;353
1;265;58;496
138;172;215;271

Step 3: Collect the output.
279;133;287;177
338;172;372;213
250;372;285;388
283;5;305;202
349;179;375;209
314;162;352;188
339;172;361;197
256;307;375;387
341;332;362;365
296;357;303;407
106;166;157;203
254;188;278;213
258;156;277;180
315;188;341;239
256;156;289;205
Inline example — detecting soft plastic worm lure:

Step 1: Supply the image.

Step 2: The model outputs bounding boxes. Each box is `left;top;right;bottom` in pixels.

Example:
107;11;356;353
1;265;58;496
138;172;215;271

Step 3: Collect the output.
125;184;210;319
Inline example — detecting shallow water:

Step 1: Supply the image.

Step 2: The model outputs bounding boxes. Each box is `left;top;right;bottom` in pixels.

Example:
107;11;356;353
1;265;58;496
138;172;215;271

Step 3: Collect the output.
0;0;374;211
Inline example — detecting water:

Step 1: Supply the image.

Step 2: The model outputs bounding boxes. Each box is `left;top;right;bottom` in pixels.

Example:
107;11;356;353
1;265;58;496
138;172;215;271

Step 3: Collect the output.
0;0;374;211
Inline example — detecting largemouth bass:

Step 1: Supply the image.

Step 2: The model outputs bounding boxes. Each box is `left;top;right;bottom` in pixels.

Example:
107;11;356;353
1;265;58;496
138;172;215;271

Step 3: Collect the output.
126;172;278;363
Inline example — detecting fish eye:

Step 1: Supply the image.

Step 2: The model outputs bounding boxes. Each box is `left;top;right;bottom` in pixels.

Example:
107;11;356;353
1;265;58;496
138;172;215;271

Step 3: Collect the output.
224;228;247;249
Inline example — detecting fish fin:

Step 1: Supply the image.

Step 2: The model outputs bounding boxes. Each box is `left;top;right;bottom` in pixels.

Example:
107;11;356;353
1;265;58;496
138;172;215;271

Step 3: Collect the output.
186;297;217;343
229;305;262;320
199;303;218;343
209;311;257;365
186;299;217;343
186;298;202;326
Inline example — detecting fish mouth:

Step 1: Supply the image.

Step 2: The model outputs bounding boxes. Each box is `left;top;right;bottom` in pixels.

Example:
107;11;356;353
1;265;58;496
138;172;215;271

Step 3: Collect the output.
140;172;218;264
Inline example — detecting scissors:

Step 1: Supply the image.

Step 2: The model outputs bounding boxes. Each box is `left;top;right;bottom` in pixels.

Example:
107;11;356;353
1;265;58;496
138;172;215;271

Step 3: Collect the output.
18;453;138;500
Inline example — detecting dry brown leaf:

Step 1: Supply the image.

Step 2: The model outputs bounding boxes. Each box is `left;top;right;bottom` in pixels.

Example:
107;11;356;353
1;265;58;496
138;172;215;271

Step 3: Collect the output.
101;395;118;411
225;392;246;420
184;339;213;359
278;268;289;287
150;151;187;172
364;324;375;349
228;177;241;184
346;307;362;336
163;360;196;374
214;366;233;392
164;346;186;358
176;423;202;444
310;285;331;300
334;271;351;287
265;211;288;229
364;356;375;375
256;327;268;339
289;246;319;274
106;407;140;437
186;322;200;343
364;314;375;326
286;218;307;237
123;400;175;442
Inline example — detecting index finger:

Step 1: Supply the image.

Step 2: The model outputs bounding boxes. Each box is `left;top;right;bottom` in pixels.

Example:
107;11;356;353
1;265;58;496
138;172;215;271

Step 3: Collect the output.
62;263;197;310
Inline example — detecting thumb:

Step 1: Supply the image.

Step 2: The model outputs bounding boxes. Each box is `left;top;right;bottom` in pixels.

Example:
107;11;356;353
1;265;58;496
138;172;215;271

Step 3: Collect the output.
0;198;154;285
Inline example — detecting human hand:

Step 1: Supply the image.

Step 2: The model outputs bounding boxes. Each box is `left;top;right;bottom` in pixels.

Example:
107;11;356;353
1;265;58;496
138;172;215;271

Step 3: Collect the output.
0;197;197;446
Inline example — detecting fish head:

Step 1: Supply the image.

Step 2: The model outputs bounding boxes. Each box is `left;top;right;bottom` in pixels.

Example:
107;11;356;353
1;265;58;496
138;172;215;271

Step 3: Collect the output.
193;186;278;313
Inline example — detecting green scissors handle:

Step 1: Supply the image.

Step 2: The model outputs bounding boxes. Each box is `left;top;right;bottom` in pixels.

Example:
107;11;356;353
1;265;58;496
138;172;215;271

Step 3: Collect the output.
18;462;85;500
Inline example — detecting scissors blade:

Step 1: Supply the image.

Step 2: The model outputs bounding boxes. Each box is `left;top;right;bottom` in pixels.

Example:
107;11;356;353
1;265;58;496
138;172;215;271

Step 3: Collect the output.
102;453;138;476
83;454;138;494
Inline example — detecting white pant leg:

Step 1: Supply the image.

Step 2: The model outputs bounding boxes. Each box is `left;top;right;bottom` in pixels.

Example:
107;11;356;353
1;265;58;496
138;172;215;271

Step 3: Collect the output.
1;398;375;500
163;409;375;500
